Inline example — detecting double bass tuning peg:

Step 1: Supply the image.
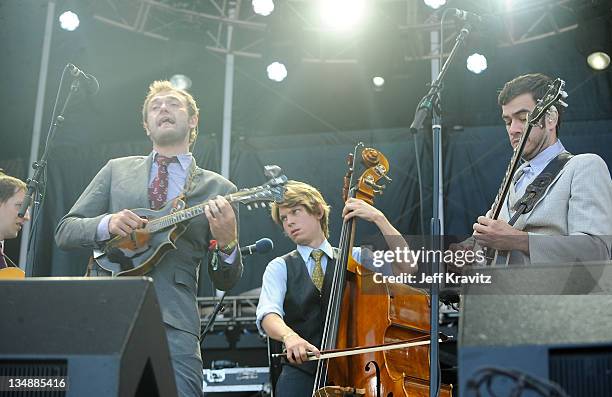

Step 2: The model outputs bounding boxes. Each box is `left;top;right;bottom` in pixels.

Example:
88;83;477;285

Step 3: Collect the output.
374;164;392;182
364;177;386;194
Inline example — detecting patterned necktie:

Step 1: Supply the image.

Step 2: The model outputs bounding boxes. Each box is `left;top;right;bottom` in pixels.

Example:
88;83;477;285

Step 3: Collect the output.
310;249;325;291
0;242;7;269
149;155;178;210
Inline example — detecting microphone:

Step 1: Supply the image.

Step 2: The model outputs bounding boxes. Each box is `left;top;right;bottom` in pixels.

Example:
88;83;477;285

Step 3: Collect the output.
451;8;483;24
67;63;100;95
240;238;274;256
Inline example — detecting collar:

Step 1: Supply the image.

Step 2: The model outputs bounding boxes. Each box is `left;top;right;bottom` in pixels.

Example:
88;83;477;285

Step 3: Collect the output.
296;240;334;263
151;150;193;171
523;140;565;175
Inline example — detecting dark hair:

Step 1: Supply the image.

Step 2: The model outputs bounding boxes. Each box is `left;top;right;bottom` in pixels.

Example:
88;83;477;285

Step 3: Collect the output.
0;170;26;204
498;73;563;133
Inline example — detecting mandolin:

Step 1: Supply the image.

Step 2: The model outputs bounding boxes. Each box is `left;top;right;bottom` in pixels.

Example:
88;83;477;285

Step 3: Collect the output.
93;166;287;276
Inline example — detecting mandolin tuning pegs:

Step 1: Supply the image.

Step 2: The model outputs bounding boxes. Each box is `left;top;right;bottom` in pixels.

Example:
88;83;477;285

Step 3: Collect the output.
264;165;282;179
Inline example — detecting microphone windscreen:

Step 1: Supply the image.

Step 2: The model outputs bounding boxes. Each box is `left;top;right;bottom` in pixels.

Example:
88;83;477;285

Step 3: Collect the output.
255;238;274;254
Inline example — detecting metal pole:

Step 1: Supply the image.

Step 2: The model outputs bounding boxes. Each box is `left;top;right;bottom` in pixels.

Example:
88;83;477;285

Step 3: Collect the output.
217;4;236;297
429;27;443;397
19;0;55;269
220;6;236;179
430;30;444;236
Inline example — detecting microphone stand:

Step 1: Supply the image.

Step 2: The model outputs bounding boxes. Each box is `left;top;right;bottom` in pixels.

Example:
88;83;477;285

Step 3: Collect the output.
200;291;227;344
21;70;84;277
409;24;473;397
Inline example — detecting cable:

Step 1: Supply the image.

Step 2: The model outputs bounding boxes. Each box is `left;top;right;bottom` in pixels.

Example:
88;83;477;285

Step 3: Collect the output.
466;366;571;397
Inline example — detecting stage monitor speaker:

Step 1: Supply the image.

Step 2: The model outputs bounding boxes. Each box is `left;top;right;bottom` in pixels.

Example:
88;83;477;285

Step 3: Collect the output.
459;263;612;397
0;277;177;397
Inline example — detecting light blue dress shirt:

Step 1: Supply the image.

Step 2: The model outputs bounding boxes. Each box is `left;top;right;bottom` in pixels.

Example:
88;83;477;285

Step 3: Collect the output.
514;140;566;196
255;239;364;334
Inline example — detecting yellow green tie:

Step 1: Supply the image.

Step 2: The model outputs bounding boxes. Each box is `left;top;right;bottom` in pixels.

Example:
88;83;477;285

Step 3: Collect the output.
310;249;325;291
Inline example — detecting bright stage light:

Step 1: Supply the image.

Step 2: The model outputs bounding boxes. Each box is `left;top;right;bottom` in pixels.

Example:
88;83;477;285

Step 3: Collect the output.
267;62;287;82
466;53;487;74
587;52;610;71
170;74;192;90
424;0;447;10
252;0;274;17
59;11;80;31
319;0;366;30
372;76;385;87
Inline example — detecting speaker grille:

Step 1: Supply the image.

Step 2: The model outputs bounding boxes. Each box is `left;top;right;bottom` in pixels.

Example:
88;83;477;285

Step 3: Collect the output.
0;360;67;397
549;347;612;397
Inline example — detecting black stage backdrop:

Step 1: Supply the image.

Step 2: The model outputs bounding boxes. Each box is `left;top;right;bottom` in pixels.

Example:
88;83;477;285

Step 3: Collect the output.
28;120;612;296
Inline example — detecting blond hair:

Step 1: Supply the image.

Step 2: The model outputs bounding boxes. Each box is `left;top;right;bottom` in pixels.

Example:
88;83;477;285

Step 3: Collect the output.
0;170;26;204
142;80;200;145
271;180;331;238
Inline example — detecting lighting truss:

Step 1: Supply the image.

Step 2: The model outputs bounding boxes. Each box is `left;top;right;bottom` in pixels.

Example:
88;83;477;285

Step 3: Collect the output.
90;0;594;63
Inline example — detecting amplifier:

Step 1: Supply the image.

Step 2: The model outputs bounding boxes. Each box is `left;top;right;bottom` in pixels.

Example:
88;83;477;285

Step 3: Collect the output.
203;367;271;394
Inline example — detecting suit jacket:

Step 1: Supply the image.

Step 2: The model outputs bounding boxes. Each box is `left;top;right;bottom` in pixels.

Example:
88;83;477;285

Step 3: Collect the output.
55;154;243;336
495;152;612;264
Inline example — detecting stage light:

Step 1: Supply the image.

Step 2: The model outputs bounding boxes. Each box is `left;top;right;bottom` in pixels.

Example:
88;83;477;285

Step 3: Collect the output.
372;76;385;87
466;53;487;74
252;0;274;17
319;0;366;30
59;11;80;31
424;0;447;10
587;52;610;71
267;62;287;82
170;74;192;90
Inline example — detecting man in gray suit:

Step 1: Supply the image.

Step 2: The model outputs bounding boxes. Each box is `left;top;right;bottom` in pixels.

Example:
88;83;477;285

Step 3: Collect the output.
469;73;612;265
55;80;243;396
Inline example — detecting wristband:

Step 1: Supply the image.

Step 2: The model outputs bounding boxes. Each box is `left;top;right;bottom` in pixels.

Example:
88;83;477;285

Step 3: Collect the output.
219;239;237;255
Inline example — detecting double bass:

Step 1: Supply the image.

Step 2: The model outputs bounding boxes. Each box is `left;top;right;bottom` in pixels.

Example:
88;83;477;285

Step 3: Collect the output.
312;144;452;397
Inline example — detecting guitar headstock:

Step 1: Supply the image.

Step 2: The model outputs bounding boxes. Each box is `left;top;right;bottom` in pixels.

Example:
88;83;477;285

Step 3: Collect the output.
528;78;568;126
233;166;288;210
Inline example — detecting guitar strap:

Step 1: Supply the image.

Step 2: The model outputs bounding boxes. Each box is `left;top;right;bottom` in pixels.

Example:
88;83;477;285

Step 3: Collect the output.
174;157;198;205
508;152;573;226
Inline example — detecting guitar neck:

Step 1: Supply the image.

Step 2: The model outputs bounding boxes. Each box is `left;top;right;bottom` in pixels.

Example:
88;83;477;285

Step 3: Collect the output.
147;193;237;232
489;124;534;220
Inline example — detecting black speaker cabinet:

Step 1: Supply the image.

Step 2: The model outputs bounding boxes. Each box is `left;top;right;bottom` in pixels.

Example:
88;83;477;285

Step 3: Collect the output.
0;277;177;397
459;263;612;397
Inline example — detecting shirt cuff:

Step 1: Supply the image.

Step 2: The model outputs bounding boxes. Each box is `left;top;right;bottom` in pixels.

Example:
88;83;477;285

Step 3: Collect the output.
218;246;237;264
256;310;283;336
95;214;113;242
